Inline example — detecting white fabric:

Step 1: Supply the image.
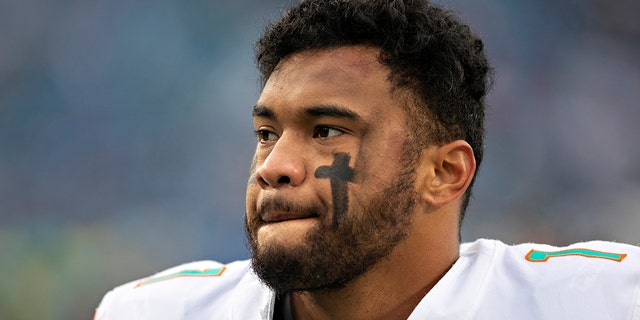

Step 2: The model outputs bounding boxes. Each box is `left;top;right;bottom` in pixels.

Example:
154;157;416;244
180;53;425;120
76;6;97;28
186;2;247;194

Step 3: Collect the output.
95;239;640;319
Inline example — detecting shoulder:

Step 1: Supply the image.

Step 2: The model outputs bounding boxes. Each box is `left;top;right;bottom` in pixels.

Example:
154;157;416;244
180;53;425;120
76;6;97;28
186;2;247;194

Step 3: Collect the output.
462;239;640;319
465;238;640;282
463;238;640;267
484;239;640;271
95;259;271;319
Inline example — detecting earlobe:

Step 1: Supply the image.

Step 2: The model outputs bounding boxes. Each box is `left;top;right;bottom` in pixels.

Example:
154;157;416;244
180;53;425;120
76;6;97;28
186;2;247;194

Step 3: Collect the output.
419;140;476;207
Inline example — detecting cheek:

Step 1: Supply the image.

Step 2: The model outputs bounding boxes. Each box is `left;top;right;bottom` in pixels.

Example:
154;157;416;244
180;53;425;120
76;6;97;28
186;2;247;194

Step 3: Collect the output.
247;156;258;186
314;152;355;228
245;184;260;216
355;132;410;186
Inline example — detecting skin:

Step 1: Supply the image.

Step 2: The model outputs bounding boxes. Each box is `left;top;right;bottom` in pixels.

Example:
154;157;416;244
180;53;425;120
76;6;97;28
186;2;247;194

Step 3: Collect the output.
246;45;476;319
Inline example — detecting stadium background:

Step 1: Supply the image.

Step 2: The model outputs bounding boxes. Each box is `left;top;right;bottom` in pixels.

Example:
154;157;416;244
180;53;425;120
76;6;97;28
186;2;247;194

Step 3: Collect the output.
1;0;639;318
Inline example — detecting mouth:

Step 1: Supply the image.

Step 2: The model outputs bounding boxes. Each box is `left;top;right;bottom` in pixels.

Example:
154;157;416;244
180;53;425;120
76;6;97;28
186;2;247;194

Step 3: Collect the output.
261;212;320;223
255;197;325;225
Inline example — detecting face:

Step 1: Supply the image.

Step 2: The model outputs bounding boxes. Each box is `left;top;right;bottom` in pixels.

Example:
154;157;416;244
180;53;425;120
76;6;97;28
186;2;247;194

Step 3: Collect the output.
245;46;422;294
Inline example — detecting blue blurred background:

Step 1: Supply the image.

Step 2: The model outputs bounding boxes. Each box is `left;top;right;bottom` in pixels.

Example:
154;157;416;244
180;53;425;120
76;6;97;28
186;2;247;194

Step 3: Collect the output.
1;0;638;318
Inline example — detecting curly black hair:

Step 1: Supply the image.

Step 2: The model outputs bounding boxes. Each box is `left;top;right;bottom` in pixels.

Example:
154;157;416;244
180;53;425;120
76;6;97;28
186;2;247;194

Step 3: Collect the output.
255;0;492;224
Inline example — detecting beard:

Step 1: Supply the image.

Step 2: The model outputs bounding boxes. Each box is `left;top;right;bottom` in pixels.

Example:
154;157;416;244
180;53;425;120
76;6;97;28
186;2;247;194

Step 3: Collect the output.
245;150;419;294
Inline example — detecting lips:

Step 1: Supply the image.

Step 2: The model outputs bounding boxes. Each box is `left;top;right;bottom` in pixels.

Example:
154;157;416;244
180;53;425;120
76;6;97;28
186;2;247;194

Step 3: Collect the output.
256;197;323;223
261;211;319;223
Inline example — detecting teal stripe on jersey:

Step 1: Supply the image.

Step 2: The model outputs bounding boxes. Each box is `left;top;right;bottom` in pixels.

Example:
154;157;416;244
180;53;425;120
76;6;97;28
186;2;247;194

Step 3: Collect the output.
136;267;226;287
526;248;627;262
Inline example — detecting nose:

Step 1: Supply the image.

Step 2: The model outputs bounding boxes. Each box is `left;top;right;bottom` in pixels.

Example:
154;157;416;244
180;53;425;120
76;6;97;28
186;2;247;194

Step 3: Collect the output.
254;136;306;189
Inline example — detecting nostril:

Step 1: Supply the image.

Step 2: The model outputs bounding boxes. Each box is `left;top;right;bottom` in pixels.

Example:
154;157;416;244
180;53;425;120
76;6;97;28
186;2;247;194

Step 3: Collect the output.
257;175;291;188
277;176;291;184
257;176;269;188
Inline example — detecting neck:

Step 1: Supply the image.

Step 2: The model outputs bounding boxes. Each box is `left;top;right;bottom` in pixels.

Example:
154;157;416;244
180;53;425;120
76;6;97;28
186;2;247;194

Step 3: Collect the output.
289;207;459;320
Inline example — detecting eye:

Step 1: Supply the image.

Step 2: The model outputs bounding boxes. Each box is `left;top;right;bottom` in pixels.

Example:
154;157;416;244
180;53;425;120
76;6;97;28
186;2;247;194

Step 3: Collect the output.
313;126;344;139
255;129;278;143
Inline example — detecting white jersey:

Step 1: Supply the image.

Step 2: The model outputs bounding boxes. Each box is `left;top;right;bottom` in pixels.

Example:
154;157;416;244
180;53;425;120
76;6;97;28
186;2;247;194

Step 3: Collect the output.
95;239;640;319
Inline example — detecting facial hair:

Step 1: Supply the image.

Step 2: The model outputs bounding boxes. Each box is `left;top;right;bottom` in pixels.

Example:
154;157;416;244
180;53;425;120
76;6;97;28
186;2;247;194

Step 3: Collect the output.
245;148;419;294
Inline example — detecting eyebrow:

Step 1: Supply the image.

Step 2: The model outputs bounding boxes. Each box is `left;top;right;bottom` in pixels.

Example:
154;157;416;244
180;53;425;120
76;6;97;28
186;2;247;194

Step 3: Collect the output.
252;104;362;121
304;105;361;121
252;105;275;119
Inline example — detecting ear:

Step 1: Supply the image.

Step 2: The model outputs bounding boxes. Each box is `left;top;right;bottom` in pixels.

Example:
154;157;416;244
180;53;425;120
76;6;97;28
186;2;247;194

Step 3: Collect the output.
417;140;476;207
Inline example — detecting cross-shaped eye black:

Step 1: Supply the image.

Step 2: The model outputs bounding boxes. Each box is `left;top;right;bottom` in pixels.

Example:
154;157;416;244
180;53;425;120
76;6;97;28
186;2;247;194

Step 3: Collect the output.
314;153;356;228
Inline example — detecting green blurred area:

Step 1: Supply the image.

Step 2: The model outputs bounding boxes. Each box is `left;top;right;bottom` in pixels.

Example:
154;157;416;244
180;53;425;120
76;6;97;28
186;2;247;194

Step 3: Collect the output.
0;224;156;319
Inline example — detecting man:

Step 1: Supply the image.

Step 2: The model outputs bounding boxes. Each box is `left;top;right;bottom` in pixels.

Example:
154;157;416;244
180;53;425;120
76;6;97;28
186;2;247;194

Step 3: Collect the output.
95;0;640;319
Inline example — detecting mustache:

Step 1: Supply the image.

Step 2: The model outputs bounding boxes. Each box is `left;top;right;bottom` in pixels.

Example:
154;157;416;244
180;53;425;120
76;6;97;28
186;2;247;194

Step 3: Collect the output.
256;197;326;220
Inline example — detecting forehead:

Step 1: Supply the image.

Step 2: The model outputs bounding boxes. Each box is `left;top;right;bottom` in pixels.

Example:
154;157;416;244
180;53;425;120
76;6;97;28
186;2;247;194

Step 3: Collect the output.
257;46;404;117
272;46;384;85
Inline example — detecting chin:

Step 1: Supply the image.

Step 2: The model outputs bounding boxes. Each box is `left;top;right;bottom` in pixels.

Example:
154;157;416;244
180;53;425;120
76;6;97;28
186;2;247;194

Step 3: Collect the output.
256;219;319;248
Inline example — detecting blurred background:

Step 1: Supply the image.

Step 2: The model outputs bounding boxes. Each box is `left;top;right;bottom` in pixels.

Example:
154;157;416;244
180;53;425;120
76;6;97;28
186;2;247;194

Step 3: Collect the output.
1;0;638;318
